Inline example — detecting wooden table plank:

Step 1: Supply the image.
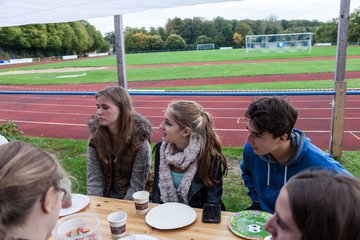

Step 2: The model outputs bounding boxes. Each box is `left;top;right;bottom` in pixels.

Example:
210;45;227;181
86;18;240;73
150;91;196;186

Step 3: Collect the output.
55;196;247;240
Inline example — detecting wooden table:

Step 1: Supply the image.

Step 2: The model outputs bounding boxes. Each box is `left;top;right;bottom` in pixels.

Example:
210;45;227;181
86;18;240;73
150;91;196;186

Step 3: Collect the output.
70;196;245;240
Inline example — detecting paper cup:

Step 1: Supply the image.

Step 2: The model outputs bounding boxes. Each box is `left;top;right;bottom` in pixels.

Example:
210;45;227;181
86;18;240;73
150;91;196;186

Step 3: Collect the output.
107;211;127;239
132;191;150;215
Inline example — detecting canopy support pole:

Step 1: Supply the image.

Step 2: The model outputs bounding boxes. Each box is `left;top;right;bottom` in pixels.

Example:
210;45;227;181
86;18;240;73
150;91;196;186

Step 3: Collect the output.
329;0;350;157
114;14;127;89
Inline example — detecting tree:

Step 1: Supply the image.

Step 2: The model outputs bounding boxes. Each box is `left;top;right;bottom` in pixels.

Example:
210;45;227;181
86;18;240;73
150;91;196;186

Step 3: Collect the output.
315;19;338;43
70;21;91;55
260;15;283;34
233;32;243;46
349;7;360;44
165;34;186;49
165;17;183;36
83;21;104;52
236;22;251;37
157;27;167;41
213;17;233;46
146;35;164;50
195;35;213;44
125;32;148;51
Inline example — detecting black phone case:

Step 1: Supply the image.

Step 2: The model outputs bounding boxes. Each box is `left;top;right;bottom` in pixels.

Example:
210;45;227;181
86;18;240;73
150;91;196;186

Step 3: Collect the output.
202;203;221;223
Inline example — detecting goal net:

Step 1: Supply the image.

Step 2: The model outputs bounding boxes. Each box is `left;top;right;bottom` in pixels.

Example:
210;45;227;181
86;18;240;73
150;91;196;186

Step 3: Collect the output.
196;43;215;50
245;32;313;55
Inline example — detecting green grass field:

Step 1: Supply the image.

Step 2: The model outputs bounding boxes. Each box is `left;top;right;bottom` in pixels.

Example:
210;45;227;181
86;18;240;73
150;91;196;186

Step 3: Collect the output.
1;46;359;70
0;46;359;89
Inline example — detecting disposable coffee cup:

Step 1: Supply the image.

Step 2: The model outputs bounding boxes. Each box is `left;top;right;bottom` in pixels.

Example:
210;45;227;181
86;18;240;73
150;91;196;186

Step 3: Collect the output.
107;211;127;239
59;178;72;209
132;191;150;215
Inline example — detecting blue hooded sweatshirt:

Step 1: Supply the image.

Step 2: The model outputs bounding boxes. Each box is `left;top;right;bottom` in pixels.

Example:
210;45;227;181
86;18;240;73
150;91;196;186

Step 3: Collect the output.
240;129;351;213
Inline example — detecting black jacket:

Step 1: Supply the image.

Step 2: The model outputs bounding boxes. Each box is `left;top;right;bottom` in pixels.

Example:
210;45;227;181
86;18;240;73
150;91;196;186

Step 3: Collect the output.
152;142;225;210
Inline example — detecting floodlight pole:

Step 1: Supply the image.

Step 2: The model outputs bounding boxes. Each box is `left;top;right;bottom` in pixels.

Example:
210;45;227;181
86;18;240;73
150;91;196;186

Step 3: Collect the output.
329;0;350;157
114;14;127;89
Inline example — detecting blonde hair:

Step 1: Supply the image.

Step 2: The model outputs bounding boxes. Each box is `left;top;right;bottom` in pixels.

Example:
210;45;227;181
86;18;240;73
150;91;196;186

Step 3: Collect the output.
167;100;228;186
0;141;66;238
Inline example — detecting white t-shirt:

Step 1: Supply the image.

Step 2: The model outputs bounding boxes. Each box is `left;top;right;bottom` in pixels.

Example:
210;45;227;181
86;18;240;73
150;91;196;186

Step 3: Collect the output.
0;135;8;145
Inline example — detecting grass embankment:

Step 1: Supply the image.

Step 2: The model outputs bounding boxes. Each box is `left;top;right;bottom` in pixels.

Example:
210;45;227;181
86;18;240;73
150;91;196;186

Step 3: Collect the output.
1;59;360;86
1;46;359;70
18;136;360;212
1;46;359;89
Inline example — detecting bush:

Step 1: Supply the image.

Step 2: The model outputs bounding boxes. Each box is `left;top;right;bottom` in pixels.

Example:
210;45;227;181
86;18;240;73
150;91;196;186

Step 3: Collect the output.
165;34;187;49
0;120;23;140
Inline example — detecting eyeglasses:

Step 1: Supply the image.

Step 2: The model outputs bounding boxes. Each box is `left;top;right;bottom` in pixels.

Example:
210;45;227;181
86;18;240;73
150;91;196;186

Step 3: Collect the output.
40;186;68;205
55;187;68;202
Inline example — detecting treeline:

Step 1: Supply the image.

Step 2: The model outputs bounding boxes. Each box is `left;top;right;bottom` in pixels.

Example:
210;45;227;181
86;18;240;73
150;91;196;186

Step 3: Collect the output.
0;21;110;58
1;7;359;57
104;7;360;52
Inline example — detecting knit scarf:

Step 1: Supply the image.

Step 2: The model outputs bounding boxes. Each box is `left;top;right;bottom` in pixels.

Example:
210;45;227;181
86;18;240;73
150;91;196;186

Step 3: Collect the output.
159;137;200;204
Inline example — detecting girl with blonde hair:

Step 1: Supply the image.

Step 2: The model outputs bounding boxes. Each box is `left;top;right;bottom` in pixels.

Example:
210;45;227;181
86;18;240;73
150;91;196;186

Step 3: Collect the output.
152;100;228;209
0;141;67;240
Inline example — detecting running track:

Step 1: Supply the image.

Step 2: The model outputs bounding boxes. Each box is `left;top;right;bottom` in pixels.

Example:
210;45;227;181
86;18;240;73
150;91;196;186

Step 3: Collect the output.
1;56;360;150
1;87;360;151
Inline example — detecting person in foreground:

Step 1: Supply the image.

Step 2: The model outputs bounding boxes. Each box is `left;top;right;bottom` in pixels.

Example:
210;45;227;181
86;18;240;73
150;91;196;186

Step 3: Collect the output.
241;96;351;213
152;100;228;209
0;141;67;240
87;86;153;200
265;170;360;240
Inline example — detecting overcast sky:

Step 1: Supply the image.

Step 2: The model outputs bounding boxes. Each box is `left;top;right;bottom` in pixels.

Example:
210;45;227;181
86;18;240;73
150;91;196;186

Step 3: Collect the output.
87;0;360;35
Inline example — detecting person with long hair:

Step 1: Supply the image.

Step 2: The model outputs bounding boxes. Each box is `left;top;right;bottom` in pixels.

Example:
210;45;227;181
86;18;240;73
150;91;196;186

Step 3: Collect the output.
152;100;228;209
265;170;360;240
87;86;153;200
0;141;67;240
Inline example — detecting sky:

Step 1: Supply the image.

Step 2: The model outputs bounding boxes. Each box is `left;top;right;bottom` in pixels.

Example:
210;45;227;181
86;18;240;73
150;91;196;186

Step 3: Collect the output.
87;0;360;36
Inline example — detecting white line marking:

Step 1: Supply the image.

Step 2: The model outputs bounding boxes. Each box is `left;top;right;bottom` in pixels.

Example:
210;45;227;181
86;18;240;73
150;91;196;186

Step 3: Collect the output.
349;132;360;140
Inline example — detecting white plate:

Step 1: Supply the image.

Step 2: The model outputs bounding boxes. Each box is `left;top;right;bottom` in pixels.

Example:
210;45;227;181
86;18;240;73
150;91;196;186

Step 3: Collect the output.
119;234;158;240
145;202;197;230
59;194;90;217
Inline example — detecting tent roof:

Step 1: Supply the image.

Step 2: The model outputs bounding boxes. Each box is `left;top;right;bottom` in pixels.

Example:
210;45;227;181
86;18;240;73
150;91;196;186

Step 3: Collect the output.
0;0;242;27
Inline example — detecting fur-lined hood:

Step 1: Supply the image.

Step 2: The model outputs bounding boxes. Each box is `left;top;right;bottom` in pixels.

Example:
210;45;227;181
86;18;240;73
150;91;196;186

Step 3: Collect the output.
87;112;152;141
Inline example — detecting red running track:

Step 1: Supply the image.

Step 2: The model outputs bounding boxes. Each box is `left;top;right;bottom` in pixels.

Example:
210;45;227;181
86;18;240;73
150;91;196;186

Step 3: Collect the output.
1;93;360;150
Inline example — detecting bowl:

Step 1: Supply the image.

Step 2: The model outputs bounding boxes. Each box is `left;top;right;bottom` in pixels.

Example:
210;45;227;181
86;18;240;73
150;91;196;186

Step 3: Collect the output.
52;213;101;240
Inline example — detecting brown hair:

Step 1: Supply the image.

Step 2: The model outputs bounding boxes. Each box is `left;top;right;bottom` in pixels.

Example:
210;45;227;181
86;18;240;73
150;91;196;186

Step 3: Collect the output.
0;141;66;239
92;86;134;160
167;100;228;186
285;170;360;240
245;96;298;138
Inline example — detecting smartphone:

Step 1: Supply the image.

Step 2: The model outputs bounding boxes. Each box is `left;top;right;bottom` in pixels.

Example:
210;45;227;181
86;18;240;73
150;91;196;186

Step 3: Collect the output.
202;203;221;223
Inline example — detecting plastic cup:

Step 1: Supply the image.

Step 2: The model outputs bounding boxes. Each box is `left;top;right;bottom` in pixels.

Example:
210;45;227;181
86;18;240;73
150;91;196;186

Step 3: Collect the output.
59;178;72;209
132;191;150;215
52;213;101;240
107;211;127;239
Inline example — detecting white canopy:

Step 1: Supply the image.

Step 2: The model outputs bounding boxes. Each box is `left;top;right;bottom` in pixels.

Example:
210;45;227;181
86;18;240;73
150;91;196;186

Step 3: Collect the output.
0;0;242;27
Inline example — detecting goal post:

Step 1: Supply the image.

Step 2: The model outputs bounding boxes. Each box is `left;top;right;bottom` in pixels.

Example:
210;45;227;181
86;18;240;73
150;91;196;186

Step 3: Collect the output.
196;43;215;50
245;32;313;55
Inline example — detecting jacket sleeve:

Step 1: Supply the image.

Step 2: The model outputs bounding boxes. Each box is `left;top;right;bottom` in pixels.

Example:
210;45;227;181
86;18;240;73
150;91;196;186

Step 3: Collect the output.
87;141;105;196
151;142;162;203
241;147;259;203
124;140;151;200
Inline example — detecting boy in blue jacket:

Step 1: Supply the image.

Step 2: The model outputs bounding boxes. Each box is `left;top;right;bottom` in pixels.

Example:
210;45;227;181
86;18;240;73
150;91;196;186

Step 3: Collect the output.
240;96;351;213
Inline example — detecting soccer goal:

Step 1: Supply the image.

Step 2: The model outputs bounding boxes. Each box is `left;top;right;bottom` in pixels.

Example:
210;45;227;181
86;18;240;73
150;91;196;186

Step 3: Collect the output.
196;43;215;50
245;32;313;55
